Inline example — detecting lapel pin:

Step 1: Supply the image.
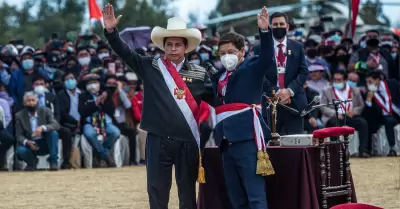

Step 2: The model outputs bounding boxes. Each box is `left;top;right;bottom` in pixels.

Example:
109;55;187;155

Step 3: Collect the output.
188;78;192;82
183;77;187;81
288;50;292;55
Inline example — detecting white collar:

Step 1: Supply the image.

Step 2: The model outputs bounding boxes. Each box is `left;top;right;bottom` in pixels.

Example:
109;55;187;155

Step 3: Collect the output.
273;36;287;48
68;88;81;95
171;58;185;71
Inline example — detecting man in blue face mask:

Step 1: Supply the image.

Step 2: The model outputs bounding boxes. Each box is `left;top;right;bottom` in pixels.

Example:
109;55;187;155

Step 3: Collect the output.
57;72;81;169
320;71;369;157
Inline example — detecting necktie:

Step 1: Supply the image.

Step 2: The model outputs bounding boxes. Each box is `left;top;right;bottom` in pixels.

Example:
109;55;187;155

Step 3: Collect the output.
277;43;285;88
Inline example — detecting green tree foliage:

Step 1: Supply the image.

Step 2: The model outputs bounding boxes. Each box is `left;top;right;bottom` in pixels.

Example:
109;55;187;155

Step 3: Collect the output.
0;0;172;48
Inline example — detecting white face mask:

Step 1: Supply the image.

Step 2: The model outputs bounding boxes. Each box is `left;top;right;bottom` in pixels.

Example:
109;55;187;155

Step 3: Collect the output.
34;85;47;95
98;52;109;60
86;83;100;94
191;59;200;65
78;57;91;66
221;54;239;71
367;83;378;92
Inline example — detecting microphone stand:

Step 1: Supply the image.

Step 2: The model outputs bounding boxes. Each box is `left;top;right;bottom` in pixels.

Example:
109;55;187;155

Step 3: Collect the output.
332;99;340;127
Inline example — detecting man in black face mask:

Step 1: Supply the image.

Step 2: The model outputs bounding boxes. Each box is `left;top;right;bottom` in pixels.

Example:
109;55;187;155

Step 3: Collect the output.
263;12;308;135
15;91;60;171
349;29;397;83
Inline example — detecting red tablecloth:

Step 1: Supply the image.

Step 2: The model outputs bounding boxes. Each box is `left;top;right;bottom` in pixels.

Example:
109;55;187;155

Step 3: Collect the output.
198;144;357;209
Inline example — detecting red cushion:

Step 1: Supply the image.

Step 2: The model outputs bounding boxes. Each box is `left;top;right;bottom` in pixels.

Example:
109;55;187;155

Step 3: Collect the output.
330;203;383;209
312;126;355;139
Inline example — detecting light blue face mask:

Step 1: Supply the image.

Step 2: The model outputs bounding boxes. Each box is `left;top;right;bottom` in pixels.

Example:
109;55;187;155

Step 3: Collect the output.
65;78;77;90
347;81;357;88
392;53;398;60
199;53;210;61
330;34;341;43
22;59;34;70
360;41;366;48
333;82;345;90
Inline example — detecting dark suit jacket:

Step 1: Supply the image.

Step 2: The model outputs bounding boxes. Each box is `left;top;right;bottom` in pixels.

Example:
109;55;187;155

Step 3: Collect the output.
43;92;60;122
212;29;274;145
15;107;60;144
78;90;116;126
362;79;400;132
263;38;309;114
58;89;79;129
105;29;215;142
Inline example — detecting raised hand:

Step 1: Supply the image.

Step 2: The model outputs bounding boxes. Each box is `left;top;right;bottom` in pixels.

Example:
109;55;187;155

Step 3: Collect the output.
257;6;269;30
103;3;122;33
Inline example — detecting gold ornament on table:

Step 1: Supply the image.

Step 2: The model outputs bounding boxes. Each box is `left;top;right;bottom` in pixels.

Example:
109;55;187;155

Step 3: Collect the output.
267;89;281;146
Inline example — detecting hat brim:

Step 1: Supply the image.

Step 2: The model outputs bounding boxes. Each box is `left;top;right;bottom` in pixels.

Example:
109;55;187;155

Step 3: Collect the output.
151;26;201;53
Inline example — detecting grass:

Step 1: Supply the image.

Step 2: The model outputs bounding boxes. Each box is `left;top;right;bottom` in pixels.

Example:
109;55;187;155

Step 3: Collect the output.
0;157;399;209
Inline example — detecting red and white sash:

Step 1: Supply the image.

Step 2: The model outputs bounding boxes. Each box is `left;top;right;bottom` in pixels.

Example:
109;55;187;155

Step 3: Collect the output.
333;85;352;113
215;103;266;152
374;81;392;114
158;58;200;147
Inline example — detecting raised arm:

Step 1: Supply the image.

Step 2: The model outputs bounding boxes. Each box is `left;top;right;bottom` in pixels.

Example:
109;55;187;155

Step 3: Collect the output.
103;3;151;79
256;7;274;77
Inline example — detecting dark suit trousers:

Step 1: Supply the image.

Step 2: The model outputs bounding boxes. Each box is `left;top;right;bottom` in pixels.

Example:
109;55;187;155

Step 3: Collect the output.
59;126;73;165
146;133;197;209
116;123;137;164
221;140;267;209
365;115;398;151
326;116;369;153
276;106;303;135
0;129;14;168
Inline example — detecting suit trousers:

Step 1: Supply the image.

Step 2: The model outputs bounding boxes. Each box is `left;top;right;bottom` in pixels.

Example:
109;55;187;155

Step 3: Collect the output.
326;115;369;153
16;130;59;166
146;133;198;209
116;123;137;164
137;124;147;161
58;126;73;166
0;129;14;168
221;140;267;209
365;115;399;150
276;106;303;135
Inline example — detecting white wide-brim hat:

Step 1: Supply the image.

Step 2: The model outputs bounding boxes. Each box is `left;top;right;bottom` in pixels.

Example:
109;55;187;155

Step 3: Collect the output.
151;17;202;53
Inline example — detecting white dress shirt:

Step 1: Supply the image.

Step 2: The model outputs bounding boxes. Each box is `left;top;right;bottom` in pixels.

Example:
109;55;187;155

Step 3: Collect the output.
334;85;353;114
171;58;185;71
273;36;294;96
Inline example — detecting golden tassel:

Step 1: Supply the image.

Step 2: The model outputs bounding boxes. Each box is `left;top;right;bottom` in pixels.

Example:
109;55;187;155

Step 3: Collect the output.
262;151;275;176
197;148;206;183
256;150;267;175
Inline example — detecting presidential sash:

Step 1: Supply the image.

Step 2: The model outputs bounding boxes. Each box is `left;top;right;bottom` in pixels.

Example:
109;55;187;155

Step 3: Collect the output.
158;57;205;183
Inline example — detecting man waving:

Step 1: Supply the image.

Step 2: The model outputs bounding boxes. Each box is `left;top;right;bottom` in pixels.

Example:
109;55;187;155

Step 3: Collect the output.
103;3;214;209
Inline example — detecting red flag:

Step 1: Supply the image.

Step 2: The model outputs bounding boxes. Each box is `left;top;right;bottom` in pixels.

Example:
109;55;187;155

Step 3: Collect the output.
88;0;103;20
351;0;360;38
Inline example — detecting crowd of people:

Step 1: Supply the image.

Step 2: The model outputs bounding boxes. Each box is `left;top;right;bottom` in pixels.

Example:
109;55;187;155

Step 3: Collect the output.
0;12;399;172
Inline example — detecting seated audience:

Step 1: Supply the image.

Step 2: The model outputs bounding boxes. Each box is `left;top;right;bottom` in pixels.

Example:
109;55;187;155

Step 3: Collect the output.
306;63;330;94
363;71;399;156
78;73;120;167
320;71;369;157
15;91;60;171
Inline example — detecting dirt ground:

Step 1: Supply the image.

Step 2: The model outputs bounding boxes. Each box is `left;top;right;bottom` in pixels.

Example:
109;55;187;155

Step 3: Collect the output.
0;157;399;209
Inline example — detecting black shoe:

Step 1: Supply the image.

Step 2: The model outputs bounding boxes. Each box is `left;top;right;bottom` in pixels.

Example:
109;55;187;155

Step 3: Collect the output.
50;163;59;171
105;155;116;168
61;163;71;169
25;165;36;171
388;149;397;157
139;159;146;165
359;152;370;158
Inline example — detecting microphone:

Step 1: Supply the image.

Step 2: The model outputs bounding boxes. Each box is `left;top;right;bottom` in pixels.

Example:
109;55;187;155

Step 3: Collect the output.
312;99;353;108
300;95;321;117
